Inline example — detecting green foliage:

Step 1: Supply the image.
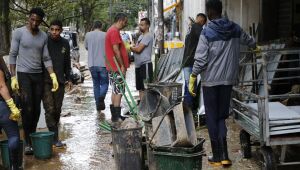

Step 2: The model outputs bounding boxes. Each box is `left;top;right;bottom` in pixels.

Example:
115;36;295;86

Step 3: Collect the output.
9;0;148;32
9;0;74;28
111;0;148;30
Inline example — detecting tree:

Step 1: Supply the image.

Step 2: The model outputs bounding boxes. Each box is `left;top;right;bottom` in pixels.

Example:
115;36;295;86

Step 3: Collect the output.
111;0;148;30
77;0;102;33
7;0;149;36
0;0;11;56
9;0;74;29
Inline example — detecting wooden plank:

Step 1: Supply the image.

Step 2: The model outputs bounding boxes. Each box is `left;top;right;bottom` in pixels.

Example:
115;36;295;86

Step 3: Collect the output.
152;115;175;146
172;103;190;147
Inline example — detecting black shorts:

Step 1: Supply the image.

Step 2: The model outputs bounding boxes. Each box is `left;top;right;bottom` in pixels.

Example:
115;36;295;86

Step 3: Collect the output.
135;63;153;91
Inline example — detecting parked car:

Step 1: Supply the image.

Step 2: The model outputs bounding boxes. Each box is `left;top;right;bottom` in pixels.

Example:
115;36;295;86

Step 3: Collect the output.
61;31;80;62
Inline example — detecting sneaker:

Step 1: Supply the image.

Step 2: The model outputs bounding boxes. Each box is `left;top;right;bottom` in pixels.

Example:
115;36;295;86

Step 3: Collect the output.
53;140;66;148
24;146;33;155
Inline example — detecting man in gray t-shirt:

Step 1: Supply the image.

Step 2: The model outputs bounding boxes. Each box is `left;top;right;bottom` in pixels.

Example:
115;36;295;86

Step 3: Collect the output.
84;21;108;115
130;18;153;100
9;7;59;155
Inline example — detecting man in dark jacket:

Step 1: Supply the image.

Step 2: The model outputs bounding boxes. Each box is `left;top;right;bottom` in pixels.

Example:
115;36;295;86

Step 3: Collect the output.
43;19;72;148
182;13;207;111
189;0;256;167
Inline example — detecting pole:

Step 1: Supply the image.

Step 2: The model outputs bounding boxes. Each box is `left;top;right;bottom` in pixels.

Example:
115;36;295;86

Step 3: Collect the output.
157;0;164;55
147;0;151;20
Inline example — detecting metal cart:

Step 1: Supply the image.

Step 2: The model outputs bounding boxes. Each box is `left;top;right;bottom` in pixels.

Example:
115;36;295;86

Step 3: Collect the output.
232;48;300;169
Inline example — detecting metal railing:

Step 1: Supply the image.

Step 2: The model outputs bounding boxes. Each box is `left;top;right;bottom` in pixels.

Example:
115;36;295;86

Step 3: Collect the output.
233;48;300;145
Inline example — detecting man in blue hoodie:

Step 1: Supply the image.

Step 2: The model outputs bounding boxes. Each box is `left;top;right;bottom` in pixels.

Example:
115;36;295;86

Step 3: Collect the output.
189;0;256;167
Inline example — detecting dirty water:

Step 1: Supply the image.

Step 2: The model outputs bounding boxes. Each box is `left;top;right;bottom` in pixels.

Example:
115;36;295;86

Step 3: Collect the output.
0;44;300;169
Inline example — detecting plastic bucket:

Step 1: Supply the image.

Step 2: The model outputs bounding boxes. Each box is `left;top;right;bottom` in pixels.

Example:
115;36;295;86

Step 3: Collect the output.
153;151;203;170
0;140;24;169
30;132;54;159
153;138;205;170
112;127;143;170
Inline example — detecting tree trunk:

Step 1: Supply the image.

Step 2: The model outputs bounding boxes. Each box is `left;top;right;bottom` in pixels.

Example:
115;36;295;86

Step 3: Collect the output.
80;2;94;34
0;0;11;56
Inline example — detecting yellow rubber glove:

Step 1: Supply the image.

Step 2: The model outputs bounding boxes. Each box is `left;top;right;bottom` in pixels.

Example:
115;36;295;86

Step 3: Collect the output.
50;73;59;92
124;41;131;53
188;74;197;97
251;46;261;53
5;98;21;121
11;76;19;92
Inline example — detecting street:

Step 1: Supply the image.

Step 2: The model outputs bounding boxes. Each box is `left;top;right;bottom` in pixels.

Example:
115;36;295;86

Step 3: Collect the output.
0;44;297;170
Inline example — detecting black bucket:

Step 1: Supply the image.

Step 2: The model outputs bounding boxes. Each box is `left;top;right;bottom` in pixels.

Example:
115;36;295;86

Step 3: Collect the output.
139;89;171;122
112;126;143;170
147;82;182;105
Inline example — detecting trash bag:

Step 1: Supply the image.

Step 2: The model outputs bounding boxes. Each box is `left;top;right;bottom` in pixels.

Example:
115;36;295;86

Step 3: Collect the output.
139;88;171;122
70;66;83;84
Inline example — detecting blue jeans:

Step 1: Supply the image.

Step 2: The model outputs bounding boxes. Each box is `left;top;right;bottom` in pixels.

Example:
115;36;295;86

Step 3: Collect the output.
0;101;20;168
89;66;109;107
183;67;195;107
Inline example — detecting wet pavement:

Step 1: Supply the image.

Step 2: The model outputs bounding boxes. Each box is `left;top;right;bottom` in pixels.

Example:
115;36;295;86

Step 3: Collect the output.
20;79;115;170
21;44;139;170
1;44;300;169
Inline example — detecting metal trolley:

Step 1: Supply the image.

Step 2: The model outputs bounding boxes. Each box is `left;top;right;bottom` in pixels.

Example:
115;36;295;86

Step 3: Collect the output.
232;48;300;169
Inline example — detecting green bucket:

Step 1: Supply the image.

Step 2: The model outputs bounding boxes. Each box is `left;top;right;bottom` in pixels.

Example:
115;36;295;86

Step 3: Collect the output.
153;151;203;170
153;138;205;170
30;132;54;159
0;140;24;169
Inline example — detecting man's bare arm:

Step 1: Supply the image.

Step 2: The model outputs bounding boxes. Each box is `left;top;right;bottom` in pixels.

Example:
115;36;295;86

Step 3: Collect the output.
113;44;124;67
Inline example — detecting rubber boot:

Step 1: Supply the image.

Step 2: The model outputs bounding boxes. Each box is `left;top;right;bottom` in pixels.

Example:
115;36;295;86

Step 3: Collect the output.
208;139;222;167
110;105;119;122
114;107;126;121
98;97;106;110
219;137;232;166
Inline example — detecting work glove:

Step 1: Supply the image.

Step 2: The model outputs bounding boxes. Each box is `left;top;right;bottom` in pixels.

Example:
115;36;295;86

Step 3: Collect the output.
124;41;131;53
251;46;261;53
291;84;300;94
188;74;197;97
11;76;19;92
5;98;21;121
50;73;59;92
